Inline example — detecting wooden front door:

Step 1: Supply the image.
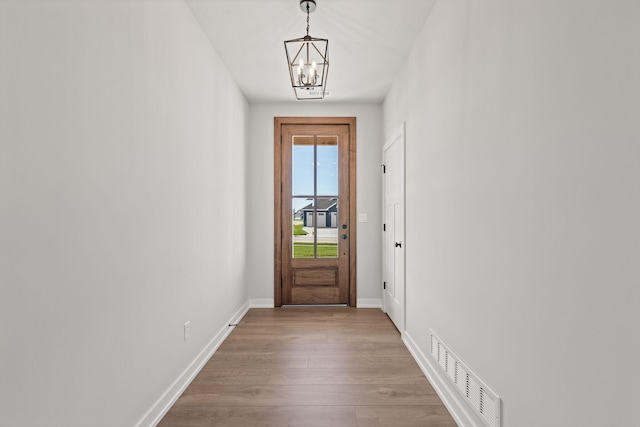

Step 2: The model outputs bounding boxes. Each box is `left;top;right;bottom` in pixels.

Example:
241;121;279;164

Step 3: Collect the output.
274;117;356;306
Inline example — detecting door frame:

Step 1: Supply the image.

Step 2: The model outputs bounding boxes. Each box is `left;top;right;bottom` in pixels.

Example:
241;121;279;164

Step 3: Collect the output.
274;117;357;307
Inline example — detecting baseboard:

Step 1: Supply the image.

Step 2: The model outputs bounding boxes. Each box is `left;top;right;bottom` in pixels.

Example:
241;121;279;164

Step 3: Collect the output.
249;298;274;308
403;331;486;427
357;298;382;308
135;301;251;427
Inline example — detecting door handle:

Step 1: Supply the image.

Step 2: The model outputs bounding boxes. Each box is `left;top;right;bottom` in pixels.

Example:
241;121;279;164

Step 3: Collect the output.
395;242;402;248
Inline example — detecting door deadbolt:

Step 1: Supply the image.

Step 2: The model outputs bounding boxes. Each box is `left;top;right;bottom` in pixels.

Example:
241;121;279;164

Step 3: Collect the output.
342;234;348;240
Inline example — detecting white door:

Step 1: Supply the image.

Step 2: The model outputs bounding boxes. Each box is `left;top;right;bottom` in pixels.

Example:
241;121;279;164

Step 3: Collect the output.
383;124;405;333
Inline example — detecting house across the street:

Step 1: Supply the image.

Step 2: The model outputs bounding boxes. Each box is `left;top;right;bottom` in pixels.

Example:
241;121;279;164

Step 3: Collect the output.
301;198;338;228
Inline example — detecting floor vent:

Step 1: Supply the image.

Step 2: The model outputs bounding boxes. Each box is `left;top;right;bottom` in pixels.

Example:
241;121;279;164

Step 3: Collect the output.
430;331;501;427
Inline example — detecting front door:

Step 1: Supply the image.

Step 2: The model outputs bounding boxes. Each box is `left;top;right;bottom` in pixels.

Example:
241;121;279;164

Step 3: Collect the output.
274;117;356;306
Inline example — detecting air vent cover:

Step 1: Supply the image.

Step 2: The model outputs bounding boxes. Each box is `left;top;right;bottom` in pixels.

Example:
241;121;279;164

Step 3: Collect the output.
430;331;501;427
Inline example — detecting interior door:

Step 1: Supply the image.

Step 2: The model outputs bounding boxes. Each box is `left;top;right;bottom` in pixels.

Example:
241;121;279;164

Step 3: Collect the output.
383;125;405;331
275;118;356;306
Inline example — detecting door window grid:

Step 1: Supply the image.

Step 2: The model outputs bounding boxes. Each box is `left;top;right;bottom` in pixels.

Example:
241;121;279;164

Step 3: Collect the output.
292;135;339;258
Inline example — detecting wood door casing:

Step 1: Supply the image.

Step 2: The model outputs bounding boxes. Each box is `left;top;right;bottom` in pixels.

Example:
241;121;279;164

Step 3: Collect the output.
274;117;357;307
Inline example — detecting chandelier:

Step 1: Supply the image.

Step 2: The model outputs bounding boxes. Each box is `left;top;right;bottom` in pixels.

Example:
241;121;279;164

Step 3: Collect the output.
284;0;329;100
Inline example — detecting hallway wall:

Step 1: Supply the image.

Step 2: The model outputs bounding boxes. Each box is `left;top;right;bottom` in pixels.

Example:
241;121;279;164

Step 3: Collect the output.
247;103;383;306
0;1;249;426
383;0;639;425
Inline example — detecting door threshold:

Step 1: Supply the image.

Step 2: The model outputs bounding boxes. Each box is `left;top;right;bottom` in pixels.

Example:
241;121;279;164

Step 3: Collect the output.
282;304;349;307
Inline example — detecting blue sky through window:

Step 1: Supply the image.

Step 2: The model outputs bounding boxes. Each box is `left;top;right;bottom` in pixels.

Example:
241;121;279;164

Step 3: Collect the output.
292;141;338;212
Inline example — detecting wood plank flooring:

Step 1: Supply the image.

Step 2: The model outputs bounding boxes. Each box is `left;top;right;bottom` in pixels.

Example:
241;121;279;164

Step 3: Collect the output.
158;307;457;427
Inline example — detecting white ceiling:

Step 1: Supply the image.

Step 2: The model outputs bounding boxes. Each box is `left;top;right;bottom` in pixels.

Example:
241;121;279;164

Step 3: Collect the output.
185;0;436;103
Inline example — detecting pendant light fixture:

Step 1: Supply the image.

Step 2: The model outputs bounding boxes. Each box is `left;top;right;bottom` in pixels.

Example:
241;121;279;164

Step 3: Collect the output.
284;0;329;100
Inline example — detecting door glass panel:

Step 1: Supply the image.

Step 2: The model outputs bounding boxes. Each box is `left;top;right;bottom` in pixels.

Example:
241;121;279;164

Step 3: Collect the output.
290;135;338;259
292;197;314;258
292;136;314;196
316;136;338;196
316;198;338;258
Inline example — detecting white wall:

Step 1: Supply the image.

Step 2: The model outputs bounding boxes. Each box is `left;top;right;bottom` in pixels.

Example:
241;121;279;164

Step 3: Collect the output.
247;103;383;306
0;1;248;426
384;0;639;426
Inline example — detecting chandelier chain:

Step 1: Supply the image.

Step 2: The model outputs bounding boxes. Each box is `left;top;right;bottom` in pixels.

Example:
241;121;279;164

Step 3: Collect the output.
306;3;310;36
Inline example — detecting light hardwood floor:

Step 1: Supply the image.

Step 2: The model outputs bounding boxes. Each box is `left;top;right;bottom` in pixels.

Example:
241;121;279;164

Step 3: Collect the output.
158;307;457;427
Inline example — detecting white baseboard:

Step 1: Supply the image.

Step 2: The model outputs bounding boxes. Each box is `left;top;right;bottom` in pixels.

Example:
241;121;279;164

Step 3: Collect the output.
249;298;274;308
135;301;250;427
357;298;382;308
403;331;486;427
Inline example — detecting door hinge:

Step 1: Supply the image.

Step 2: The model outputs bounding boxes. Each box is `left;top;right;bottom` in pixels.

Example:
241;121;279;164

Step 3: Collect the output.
383;281;386;290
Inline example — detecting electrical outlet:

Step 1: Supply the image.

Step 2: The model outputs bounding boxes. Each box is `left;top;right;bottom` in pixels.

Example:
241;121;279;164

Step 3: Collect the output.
184;321;191;341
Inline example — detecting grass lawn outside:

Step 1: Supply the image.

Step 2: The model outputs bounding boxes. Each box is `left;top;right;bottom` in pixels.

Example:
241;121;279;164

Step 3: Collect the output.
293;224;308;236
293;242;338;258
